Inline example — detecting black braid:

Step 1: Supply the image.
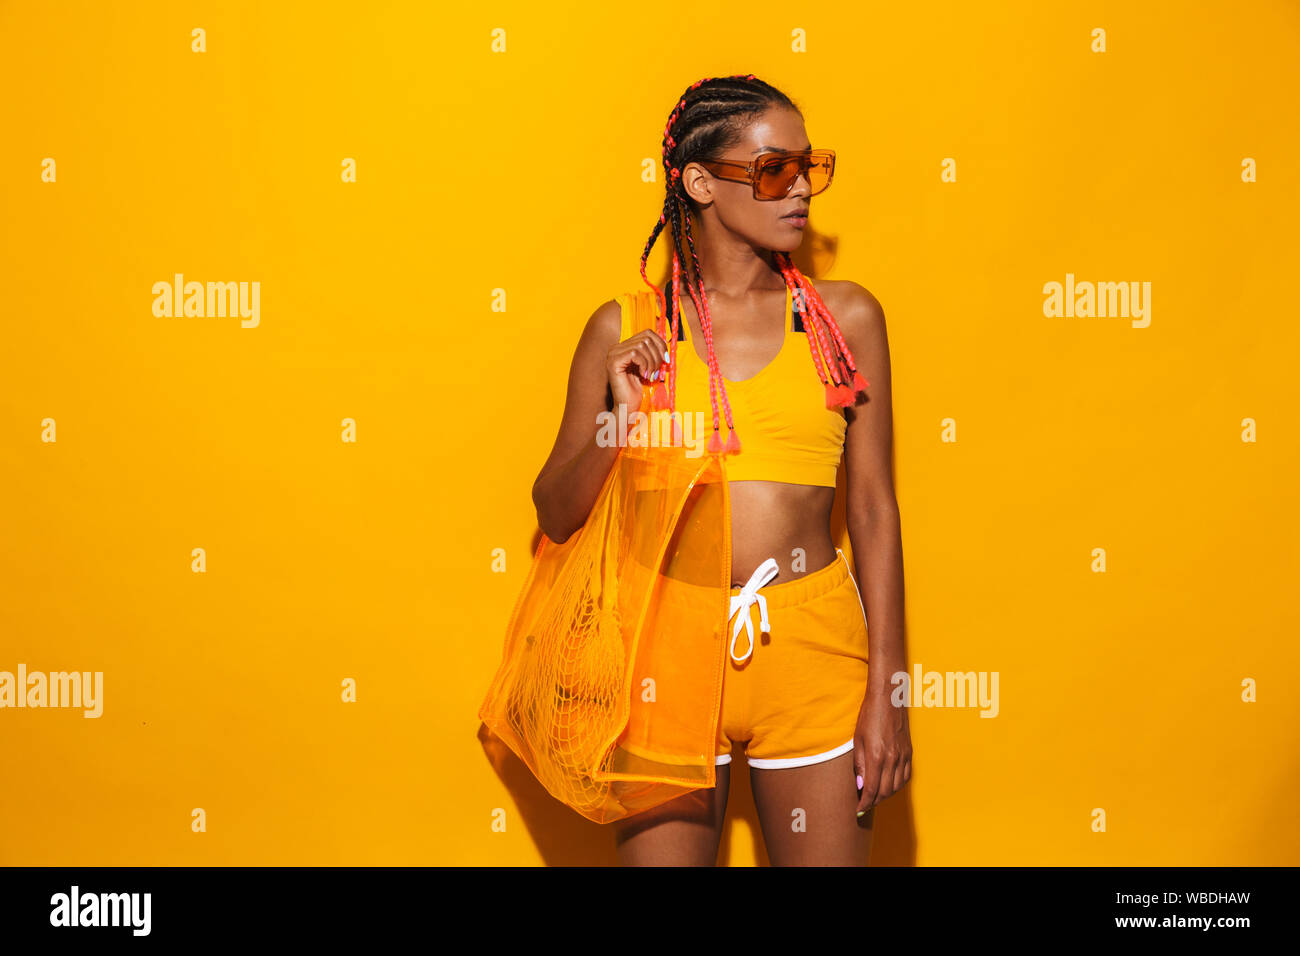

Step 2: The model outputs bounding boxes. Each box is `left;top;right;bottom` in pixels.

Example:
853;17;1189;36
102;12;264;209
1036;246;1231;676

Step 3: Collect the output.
635;73;873;453
654;76;798;444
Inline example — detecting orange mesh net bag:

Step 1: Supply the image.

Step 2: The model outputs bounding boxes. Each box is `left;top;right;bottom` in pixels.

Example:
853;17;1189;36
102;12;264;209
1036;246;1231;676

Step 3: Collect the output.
478;288;733;825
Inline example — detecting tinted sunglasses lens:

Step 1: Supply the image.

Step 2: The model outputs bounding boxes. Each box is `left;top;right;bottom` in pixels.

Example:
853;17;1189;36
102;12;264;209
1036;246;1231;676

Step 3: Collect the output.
808;153;833;195
756;154;832;198
756;157;800;198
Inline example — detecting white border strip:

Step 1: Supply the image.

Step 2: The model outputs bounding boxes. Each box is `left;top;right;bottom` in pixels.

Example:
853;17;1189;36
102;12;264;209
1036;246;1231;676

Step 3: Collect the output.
836;547;869;626
746;738;855;769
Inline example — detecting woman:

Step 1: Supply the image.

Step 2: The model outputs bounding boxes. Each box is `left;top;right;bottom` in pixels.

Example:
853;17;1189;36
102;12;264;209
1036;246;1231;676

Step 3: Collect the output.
531;74;911;865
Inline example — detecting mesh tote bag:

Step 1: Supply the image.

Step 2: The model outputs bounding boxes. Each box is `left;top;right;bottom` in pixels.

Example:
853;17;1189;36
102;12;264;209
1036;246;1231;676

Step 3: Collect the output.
478;288;733;825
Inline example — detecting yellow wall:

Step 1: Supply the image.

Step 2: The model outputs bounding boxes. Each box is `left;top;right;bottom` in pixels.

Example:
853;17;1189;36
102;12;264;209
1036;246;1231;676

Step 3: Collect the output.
1;0;1297;865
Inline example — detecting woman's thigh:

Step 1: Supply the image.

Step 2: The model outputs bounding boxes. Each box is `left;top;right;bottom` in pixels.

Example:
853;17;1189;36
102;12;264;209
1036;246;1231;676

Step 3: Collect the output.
750;751;874;865
612;763;731;866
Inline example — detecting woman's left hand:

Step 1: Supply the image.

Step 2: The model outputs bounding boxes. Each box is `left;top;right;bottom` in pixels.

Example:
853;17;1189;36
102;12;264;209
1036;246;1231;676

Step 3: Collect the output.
852;687;912;818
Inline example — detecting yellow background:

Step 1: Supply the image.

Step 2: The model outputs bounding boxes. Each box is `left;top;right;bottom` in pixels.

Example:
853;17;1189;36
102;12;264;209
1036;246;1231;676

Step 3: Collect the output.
2;0;1297;865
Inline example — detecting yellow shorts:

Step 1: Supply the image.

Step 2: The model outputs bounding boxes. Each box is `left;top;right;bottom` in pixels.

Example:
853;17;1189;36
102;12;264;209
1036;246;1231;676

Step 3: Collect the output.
716;548;870;769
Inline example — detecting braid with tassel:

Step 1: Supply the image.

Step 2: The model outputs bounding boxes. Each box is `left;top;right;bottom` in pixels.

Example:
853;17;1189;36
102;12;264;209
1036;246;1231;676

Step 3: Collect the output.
636;75;868;455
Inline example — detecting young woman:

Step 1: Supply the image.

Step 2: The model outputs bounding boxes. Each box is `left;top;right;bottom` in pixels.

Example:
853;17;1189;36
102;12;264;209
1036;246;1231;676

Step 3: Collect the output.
531;74;911;865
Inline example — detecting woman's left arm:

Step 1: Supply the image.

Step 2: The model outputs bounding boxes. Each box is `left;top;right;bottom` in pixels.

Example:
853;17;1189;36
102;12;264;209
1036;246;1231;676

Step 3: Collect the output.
834;280;913;818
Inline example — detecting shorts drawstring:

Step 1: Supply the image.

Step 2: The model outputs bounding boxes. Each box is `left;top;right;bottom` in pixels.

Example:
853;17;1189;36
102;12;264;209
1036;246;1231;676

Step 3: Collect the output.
728;558;780;664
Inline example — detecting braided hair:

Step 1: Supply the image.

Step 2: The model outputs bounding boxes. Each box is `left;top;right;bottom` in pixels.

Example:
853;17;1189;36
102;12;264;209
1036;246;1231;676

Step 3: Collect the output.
637;74;869;454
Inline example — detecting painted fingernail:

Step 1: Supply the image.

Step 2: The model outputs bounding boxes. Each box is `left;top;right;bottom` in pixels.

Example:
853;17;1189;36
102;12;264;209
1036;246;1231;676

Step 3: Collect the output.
856;810;865;817
856;774;863;790
664;349;671;363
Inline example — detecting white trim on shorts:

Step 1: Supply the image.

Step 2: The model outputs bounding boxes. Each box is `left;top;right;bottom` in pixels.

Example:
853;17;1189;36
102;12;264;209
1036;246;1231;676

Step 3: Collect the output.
836;547;869;627
716;738;856;769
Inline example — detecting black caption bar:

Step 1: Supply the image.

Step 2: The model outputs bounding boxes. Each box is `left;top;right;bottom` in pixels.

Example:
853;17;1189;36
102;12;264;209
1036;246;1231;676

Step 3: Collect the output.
0;865;1285;943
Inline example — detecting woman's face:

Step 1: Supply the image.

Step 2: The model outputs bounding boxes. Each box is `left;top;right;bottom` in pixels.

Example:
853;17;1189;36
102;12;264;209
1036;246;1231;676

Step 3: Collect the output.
682;106;814;254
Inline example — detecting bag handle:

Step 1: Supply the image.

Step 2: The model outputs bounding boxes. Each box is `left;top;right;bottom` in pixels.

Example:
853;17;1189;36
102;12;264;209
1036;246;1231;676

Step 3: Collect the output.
629;288;661;338
623;288;672;419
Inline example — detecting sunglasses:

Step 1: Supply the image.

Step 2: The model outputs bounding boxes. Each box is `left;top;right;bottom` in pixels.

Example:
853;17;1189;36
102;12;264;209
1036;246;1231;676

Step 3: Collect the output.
697;148;836;201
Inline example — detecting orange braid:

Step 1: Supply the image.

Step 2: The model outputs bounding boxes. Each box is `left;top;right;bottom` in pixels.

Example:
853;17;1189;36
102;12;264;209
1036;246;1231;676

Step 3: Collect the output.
774;251;870;408
640;73;756;452
637;74;868;455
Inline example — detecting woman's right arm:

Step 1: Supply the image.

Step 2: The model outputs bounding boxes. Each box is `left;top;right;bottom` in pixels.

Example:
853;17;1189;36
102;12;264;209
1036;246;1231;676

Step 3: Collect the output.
531;298;668;543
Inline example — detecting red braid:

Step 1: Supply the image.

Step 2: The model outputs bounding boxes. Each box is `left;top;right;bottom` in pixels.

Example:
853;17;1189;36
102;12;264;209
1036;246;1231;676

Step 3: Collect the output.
640;73;756;453
774;252;870;408
637;73;868;459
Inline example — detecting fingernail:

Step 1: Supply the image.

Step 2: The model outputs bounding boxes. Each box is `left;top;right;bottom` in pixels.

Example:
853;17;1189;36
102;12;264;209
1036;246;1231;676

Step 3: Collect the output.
856;810;865;817
664;349;671;363
856;774;863;790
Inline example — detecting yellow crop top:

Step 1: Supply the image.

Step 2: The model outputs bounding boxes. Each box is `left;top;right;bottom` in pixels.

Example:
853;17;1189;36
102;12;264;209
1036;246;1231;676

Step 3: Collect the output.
617;282;848;488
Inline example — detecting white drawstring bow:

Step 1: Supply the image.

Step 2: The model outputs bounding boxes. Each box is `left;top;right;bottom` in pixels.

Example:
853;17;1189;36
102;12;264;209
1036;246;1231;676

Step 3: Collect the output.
728;558;780;664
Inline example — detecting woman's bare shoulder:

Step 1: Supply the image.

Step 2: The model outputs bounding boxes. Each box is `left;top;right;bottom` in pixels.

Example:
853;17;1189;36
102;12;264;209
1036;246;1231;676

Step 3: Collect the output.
574;297;625;354
805;277;883;315
805;277;885;338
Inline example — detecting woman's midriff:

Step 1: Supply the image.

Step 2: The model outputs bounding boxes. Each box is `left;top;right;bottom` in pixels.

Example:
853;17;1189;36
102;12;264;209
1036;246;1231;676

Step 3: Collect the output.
727;480;837;588
627;478;837;588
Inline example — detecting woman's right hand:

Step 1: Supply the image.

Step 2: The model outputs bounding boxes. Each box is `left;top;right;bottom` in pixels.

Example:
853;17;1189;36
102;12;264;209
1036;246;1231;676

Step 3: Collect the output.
606;329;670;413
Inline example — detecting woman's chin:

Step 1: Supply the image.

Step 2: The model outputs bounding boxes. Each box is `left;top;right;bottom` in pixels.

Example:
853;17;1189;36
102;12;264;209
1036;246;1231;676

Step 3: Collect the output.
767;237;803;255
